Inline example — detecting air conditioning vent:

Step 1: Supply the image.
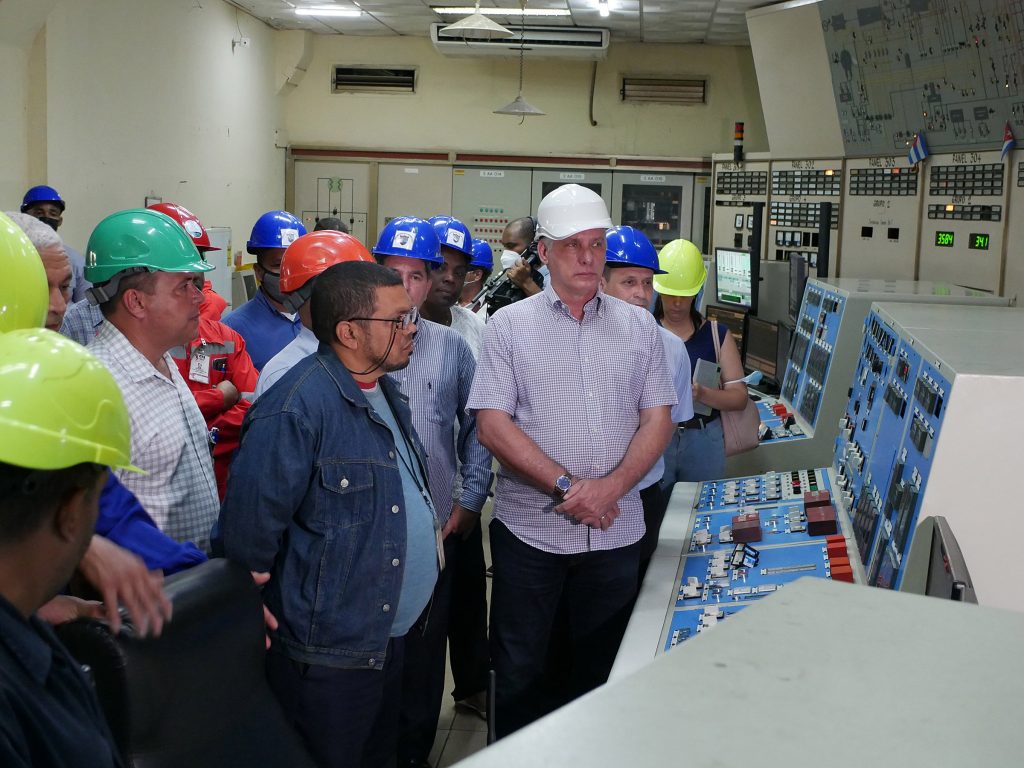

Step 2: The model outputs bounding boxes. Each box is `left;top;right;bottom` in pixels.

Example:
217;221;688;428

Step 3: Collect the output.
431;24;609;60
621;77;707;105
332;67;417;94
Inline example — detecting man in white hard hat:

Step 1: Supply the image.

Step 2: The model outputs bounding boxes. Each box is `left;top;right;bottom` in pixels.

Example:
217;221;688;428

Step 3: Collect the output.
468;184;676;737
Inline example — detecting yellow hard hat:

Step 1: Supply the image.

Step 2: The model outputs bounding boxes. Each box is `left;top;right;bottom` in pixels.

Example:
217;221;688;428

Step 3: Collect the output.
653;239;706;297
0;211;48;333
0;329;142;472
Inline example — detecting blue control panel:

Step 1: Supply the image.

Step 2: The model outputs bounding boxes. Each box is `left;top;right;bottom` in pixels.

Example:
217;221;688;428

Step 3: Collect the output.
779;282;848;429
834;307;952;591
665;538;840;651
663;468;848;651
753;395;805;443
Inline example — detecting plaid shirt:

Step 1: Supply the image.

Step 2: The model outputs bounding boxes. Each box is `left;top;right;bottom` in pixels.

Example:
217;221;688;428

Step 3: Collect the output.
88;322;220;553
387;319;492;523
468;285;676;554
59;299;105;346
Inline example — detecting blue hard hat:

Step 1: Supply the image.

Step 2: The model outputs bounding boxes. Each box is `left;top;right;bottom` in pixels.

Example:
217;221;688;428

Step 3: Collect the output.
372;217;443;265
605;226;666;273
428;216;474;259
21;185;66;213
469;239;493;270
247;211;307;254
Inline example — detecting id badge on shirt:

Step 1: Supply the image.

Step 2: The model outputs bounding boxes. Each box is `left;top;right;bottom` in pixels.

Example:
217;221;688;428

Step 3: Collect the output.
189;349;211;384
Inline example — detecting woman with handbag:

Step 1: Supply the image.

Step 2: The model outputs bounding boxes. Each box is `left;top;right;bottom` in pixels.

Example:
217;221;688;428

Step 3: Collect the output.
654;239;750;489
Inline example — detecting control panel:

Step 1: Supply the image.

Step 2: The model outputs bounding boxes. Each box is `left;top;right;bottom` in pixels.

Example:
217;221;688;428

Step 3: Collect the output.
766;158;841;274
835;308;952;591
729;278;1010;477
917;150;1008;293
711;155;770;255
780;281;846;427
662;469;855;651
839;156;922;280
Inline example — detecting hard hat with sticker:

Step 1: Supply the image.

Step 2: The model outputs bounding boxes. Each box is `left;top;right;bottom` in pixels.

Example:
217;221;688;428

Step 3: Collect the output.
428;216;473;259
372;216;443;265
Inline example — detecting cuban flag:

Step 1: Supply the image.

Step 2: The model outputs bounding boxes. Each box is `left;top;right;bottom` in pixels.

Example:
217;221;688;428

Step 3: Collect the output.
1002;122;1017;162
907;132;929;166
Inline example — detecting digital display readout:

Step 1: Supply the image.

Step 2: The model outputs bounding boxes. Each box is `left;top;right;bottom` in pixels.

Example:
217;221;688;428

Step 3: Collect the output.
968;233;990;250
935;231;955;247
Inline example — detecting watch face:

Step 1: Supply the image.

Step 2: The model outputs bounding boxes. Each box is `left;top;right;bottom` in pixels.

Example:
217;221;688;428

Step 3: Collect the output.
556;475;572;493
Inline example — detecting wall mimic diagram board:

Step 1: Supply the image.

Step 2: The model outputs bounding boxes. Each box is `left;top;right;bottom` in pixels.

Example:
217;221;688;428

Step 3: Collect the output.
819;0;1023;155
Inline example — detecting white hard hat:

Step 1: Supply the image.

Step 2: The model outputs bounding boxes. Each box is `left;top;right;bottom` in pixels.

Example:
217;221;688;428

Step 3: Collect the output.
535;184;613;240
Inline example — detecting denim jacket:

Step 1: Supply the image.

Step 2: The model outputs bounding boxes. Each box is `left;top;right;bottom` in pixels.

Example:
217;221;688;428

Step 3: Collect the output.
220;345;430;670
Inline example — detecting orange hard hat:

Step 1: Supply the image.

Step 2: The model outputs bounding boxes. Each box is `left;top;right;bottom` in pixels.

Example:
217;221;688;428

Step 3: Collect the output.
280;231;373;294
147;202;219;252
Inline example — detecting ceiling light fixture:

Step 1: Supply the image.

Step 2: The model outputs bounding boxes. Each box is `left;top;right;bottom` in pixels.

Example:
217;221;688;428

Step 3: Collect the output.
494;2;545;120
598;1;610;18
435;6;572;17
439;2;514;39
295;7;363;17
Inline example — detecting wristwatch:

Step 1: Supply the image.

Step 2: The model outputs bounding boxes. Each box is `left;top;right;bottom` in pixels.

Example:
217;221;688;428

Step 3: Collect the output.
553;473;573;499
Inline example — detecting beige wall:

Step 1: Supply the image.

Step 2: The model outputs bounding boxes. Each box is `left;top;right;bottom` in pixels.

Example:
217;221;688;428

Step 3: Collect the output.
0;44;30;209
33;0;284;252
283;35;768;159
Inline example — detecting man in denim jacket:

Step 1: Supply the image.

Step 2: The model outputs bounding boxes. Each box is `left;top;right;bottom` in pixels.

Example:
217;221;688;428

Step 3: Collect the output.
220;261;440;768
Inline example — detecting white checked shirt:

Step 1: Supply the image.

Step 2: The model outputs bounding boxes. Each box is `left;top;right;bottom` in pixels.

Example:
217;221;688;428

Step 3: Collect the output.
88;322;220;552
468;285;677;555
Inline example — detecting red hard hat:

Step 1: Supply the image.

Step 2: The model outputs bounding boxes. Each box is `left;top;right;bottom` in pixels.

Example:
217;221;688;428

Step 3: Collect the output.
280;231;374;293
147;202;218;252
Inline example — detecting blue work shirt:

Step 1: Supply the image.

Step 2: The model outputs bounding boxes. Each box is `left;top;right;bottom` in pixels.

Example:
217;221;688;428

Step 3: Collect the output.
253;325;318;400
97;474;207;575
220;345;436;669
640;326;695;490
0;595;122;767
222;289;302;371
363;384;438;637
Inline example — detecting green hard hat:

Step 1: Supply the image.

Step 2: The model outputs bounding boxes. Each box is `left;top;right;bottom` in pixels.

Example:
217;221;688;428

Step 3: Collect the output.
85;208;213;286
0;211;48;333
0;328;142;472
653;239;706;297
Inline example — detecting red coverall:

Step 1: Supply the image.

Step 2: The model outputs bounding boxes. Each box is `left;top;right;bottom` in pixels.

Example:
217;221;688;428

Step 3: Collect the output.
173;284;258;499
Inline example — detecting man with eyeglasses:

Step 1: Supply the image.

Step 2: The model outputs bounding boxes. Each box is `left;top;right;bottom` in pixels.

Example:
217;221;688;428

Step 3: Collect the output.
221;260;437;768
371;217;492;768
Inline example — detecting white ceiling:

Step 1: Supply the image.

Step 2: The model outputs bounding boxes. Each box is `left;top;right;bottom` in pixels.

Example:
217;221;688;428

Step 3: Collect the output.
224;0;774;45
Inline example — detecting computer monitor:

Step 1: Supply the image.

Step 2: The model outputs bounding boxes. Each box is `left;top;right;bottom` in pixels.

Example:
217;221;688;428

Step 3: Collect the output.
744;316;779;382
705;304;747;352
788;253;809;322
714;247;757;314
243;273;258;300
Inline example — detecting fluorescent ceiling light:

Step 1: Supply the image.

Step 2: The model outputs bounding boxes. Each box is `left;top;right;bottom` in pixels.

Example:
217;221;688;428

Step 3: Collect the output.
434;7;572;17
295;7;363;17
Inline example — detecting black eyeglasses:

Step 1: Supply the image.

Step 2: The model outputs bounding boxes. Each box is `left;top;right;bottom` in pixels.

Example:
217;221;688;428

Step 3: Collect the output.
347;307;419;331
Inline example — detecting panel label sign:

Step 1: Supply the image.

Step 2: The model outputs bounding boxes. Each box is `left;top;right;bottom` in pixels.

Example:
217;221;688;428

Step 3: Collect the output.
480;170;505;178
559;172;585;181
640;174;666;182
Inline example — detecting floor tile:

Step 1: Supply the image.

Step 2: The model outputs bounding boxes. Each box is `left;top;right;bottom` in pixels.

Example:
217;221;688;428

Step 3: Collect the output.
438;729;488;767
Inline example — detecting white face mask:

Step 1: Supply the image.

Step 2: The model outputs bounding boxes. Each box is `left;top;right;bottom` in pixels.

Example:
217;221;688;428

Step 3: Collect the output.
499;249;521;270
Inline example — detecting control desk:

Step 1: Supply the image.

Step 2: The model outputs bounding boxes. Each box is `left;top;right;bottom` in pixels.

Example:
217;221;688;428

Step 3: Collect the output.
621;302;1024;668
729;278;1010;476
